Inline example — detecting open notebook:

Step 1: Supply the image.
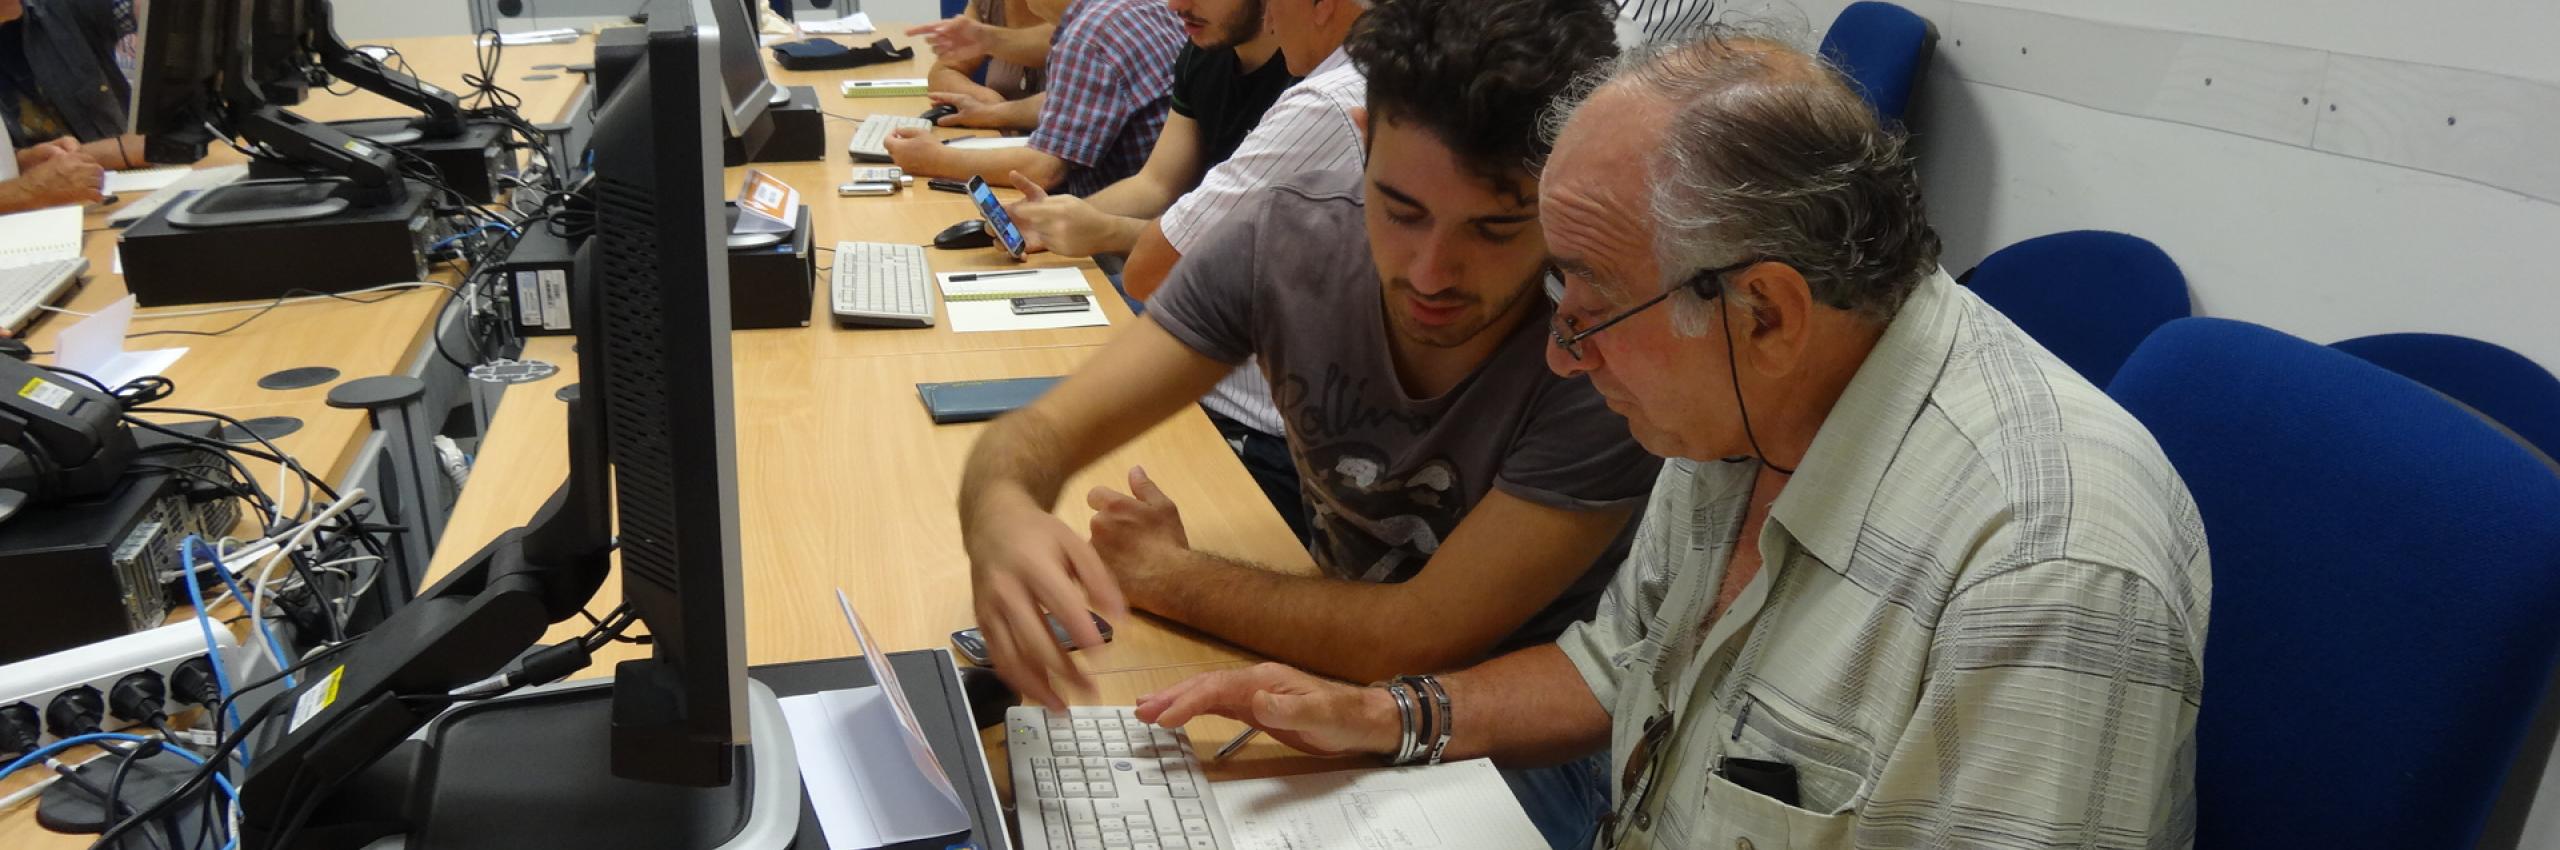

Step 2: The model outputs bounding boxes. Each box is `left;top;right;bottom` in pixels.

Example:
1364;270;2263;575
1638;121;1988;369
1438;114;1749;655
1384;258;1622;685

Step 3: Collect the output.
935;267;1109;332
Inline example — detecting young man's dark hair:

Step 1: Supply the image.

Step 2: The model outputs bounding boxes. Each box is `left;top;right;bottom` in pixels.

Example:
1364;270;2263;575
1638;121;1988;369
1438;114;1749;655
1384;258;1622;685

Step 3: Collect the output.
1345;0;1617;194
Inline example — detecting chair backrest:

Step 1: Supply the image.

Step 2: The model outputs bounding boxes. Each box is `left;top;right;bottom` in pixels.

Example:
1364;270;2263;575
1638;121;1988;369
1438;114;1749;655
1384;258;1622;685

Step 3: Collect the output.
1963;229;2190;387
2109;318;2560;849
2333;332;2560;464
1817;1;1938;123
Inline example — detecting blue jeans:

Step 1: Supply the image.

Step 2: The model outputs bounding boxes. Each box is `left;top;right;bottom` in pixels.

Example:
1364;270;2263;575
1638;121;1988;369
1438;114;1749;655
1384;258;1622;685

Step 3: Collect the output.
1503;752;1611;850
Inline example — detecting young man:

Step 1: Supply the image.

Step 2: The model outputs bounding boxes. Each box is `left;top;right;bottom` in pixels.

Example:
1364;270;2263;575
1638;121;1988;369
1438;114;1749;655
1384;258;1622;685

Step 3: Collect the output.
1113;0;1367;300
996;0;1293;260
1;0;150;169
958;0;1640;707
884;0;1183;196
1138;33;2211;850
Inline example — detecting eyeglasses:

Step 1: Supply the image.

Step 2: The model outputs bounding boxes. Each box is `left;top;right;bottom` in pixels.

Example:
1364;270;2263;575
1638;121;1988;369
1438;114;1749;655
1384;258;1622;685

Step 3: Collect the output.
1597;711;1677;848
1547;257;1763;361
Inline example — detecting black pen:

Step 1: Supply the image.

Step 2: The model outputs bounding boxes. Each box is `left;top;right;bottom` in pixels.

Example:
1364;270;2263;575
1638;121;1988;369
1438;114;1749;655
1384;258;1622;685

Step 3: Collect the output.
949;270;1039;282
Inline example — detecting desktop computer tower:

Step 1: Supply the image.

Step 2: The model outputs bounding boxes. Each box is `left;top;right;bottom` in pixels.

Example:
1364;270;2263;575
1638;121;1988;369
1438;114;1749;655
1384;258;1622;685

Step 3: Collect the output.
0;426;237;663
118;182;442;307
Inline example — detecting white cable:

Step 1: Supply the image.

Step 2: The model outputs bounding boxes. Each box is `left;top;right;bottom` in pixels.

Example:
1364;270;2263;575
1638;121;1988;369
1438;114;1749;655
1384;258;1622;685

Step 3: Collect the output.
36;282;458;320
0;750;115;811
246;490;369;673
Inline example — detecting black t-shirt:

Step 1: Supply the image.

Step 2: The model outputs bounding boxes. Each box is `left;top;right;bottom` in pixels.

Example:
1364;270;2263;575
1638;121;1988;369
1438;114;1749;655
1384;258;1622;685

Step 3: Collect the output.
1168;45;1297;172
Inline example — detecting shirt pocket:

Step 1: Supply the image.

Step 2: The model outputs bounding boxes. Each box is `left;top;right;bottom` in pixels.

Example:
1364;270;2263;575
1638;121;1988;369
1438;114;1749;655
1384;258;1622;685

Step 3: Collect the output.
1694;767;1854;850
1725;693;1873;816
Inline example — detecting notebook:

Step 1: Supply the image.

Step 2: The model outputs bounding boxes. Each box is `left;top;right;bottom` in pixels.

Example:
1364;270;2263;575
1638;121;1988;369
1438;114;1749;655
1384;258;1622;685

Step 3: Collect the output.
935;266;1092;302
916;376;1064;424
0;206;82;269
1212;759;1547;850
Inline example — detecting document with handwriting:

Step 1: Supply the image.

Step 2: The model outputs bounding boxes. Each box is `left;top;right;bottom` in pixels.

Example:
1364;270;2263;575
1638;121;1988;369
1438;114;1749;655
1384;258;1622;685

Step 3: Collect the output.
1212;759;1546;850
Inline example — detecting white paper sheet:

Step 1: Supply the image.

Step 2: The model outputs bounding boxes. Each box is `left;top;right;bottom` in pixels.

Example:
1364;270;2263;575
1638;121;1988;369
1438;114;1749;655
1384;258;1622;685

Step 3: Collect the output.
935;266;1091;300
778;687;973;849
56;296;187;389
104;167;196;195
795;12;876;33
944;300;1109;332
1214;759;1547;850
936;267;1107;332
943;136;1031;150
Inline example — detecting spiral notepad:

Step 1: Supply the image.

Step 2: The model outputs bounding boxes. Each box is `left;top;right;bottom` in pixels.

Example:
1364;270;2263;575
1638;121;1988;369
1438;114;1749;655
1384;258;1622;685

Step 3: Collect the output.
0;206;82;268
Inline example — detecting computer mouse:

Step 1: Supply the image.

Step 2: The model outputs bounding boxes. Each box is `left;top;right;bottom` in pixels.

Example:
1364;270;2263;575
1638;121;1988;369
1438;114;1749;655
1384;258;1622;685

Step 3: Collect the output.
933;219;995;251
957;665;1017;730
920;103;959;125
0;337;28;361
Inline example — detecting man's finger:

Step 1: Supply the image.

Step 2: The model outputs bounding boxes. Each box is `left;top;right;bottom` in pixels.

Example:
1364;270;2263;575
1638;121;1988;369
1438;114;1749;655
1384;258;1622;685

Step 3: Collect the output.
979;610;1062;711
1058;529;1131;628
1128;466;1169;505
1085;485;1132;513
1000;585;1085;702
1007;170;1049;203
1146;672;1252;728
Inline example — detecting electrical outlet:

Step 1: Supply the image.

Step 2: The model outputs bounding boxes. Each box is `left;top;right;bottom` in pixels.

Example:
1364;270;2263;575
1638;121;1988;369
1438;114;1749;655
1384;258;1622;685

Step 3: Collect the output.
0;622;238;747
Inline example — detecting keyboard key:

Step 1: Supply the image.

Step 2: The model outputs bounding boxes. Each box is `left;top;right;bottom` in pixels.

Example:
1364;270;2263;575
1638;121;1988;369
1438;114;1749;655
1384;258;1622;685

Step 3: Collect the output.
1174;800;1206;819
1037;781;1059;797
1187;837;1218;850
1137;765;1165;785
1134;842;1159;850
1181;818;1214;837
1053;740;1078;756
1062;781;1088;798
1106;742;1132;757
1099;816;1125;832
1068;800;1097;823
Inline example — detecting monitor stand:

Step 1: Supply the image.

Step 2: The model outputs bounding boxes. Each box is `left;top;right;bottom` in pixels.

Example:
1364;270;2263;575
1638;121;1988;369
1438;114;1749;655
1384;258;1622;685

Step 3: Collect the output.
363;679;802;850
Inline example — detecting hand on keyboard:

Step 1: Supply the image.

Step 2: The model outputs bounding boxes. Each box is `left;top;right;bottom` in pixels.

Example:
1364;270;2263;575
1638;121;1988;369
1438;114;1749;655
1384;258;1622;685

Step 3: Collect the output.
881;126;943;174
1133;663;1398;759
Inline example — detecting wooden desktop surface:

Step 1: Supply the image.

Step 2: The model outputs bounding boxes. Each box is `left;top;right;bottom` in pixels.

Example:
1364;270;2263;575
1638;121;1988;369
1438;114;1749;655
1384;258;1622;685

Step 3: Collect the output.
2;29;1329;848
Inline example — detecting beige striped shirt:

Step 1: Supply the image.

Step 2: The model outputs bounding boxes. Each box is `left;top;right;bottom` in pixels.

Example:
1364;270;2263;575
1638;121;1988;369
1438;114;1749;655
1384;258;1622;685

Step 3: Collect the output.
1557;269;2211;849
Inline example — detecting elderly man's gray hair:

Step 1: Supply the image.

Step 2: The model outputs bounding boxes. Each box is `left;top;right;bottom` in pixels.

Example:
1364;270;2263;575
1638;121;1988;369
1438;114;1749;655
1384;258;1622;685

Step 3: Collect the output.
1545;25;1941;331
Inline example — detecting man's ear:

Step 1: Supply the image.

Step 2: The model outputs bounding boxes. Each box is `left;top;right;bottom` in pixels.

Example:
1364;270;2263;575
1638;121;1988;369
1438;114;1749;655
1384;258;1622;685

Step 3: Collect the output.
1732;262;1816;378
1349;106;1369;146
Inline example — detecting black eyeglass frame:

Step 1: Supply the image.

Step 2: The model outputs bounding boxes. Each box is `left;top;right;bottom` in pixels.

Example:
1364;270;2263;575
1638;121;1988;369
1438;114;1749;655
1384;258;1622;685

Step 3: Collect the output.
1546;257;1764;361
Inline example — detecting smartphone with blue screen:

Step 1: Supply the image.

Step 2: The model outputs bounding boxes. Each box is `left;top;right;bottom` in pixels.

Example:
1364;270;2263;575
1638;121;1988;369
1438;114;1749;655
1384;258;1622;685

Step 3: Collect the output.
965;175;1029;260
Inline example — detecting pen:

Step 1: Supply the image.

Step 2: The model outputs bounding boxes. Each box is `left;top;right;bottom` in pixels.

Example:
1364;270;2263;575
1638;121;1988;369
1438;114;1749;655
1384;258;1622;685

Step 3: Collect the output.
949;270;1039;282
1213;728;1260;761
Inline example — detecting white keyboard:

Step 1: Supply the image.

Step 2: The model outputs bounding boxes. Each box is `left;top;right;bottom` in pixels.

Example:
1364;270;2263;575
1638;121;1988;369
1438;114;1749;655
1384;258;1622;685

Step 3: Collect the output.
848;115;933;162
1005;705;1234;850
830;240;936;328
0;258;89;333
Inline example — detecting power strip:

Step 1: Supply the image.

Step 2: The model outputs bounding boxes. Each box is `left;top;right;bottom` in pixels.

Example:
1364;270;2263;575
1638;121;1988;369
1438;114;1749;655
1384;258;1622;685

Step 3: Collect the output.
0;622;238;748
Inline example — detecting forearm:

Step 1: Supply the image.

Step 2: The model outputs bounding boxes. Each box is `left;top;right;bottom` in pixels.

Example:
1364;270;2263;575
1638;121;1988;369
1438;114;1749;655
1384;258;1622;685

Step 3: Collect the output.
984;23;1054;68
0;181;42;214
913;145;1066;187
1135;554;1494;683
1435;646;1612;767
1121;224;1181;301
1083;172;1184;220
81;135;146;169
986;93;1044;131
959;408;1082;528
928;62;983;94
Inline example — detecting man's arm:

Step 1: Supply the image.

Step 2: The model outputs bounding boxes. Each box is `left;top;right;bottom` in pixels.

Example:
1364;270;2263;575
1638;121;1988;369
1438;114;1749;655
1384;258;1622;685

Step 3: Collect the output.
1003;116;1202;258
1120;222;1182;301
883;128;1071;188
982;22;1055;67
1135;645;1613;768
960;319;1235;708
79;134;149;169
1093;481;1638;682
1860;562;2202;845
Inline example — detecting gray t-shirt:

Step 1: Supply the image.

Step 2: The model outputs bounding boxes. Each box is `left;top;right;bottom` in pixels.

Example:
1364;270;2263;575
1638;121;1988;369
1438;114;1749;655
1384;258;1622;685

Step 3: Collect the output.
1148;168;1662;650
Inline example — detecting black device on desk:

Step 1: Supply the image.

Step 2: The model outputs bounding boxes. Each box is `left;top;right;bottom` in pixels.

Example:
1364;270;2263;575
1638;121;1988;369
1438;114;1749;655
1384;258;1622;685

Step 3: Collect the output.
225;4;831;848
0;423;237;664
932;219;996;250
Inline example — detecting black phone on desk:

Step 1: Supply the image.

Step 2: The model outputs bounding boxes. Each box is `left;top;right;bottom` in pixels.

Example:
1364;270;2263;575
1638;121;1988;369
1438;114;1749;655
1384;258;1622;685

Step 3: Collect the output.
952;613;1116;666
1010;294;1089;315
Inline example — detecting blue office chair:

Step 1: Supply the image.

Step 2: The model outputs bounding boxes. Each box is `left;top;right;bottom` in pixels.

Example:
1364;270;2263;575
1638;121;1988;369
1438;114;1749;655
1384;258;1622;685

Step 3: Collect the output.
2109;318;2560;849
1961;230;2189;387
2332;332;2560;464
1818;1;1938;124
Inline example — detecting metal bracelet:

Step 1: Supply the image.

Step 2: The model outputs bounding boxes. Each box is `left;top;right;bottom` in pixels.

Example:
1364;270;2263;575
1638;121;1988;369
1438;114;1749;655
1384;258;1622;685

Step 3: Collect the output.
1392;681;1433;768
1415;674;1453;765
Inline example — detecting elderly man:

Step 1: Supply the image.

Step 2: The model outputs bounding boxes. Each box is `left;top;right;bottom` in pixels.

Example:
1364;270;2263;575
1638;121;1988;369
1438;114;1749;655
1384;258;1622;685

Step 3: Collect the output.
1137;31;2211;850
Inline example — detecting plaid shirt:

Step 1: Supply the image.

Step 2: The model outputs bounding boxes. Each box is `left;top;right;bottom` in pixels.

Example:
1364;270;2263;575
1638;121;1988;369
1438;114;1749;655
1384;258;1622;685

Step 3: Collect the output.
1560;269;2211;849
1027;0;1183;198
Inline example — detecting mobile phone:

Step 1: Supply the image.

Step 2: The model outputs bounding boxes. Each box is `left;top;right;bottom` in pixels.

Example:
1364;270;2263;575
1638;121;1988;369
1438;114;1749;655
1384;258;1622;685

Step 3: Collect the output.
850;166;904;183
964;175;1028;259
1010;294;1090;315
838;181;898;197
950;613;1115;666
927;178;968;194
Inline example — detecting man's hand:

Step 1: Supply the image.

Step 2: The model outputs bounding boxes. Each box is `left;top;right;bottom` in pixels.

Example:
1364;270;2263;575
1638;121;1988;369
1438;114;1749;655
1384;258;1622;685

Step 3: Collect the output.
11;150;107;207
1135;663;1400;758
881;127;947;177
965;489;1129;711
1006;172;1129;259
904;16;991;64
15;136;81;172
927;90;1014;130
1086;466;1189;605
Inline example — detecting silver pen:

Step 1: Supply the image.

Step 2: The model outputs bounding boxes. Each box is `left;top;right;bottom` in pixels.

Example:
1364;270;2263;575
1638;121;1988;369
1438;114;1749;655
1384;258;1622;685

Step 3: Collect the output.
1212;728;1260;761
948;270;1040;282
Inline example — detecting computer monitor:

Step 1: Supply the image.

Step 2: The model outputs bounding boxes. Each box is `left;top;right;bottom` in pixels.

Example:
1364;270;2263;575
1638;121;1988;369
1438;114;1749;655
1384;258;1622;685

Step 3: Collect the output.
243;0;466;139
128;0;406;205
126;0;233;164
702;0;778;136
233;0;783;845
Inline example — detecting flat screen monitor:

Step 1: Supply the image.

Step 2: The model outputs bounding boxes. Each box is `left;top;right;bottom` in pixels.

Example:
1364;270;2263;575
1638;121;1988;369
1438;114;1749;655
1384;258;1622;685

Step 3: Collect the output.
126;0;235;163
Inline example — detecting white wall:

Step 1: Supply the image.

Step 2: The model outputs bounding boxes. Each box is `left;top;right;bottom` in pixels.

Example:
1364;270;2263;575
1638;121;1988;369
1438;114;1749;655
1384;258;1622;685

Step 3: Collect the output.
1765;0;2560;373
1760;0;2560;845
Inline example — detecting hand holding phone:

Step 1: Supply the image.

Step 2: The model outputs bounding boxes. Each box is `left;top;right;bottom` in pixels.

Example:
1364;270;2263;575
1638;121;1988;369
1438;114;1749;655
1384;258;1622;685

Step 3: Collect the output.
952;612;1115;666
965;175;1029;260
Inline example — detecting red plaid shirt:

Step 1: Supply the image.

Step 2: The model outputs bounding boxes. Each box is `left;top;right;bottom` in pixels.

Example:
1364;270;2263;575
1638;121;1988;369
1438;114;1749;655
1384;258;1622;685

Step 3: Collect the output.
1027;0;1184;197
